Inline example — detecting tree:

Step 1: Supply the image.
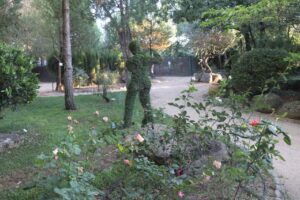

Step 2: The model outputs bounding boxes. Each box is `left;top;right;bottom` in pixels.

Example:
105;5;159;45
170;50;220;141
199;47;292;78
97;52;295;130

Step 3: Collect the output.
17;0;101;91
0;0;21;43
132;17;174;54
63;0;76;110
94;0;160;61
190;29;235;72
163;0;300;51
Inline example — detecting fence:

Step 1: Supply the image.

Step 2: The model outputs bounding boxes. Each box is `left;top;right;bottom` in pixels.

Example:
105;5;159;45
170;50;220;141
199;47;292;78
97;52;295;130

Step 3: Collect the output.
153;56;200;76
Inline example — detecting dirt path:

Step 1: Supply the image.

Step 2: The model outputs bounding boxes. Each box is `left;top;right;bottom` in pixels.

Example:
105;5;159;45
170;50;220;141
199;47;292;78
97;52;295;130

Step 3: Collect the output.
151;76;300;200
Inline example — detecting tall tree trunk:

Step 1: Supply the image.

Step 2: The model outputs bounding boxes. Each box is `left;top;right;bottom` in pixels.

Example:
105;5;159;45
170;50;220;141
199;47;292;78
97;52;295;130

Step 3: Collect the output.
63;0;76;110
240;23;252;51
118;0;131;61
118;0;132;83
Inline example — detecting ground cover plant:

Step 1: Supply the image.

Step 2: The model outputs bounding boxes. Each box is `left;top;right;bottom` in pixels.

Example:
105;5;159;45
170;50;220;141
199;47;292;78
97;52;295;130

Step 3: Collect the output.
0;86;290;200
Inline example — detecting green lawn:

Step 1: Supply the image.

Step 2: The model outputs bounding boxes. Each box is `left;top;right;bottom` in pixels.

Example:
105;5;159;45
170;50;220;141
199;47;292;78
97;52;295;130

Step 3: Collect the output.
0;93;143;177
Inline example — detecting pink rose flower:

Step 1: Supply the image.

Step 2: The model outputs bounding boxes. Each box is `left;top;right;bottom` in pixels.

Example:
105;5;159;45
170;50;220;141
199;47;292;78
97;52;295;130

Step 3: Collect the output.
135;134;144;142
250;119;259;127
123;159;131;166
213;160;222;169
178;191;184;198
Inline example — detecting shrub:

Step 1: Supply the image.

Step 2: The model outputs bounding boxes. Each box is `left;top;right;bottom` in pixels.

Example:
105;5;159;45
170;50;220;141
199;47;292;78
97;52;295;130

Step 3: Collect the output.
231;48;289;95
34;86;290;199
73;67;89;87
0;43;39;115
99;50;121;71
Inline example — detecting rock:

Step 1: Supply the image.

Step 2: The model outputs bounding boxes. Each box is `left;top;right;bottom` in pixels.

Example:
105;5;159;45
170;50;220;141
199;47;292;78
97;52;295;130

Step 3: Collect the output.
192;72;212;83
192;73;201;82
0;134;24;153
252;93;283;113
142;124;176;163
199;72;212;83
187;140;229;176
278;101;300;119
207;140;229;161
275;90;300;102
126;124;229;166
285;75;300;90
211;73;222;84
124;124;176;164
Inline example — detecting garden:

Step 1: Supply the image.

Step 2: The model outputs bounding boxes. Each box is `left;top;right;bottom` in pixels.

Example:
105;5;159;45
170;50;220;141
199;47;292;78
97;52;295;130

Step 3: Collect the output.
0;0;300;200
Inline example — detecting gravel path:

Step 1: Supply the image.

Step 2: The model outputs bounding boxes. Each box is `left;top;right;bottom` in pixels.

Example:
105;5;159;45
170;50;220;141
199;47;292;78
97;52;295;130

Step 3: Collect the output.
150;76;300;200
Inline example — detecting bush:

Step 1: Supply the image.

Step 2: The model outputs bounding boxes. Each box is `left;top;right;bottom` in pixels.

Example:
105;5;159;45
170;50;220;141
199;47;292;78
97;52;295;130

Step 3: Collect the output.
34;85;291;199
73;67;89;87
0;43;39;114
99;50;121;71
231;48;289;95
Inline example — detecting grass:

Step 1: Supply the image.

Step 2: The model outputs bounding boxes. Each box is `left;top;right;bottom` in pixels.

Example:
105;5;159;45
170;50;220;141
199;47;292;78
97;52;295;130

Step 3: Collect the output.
0;92;144;179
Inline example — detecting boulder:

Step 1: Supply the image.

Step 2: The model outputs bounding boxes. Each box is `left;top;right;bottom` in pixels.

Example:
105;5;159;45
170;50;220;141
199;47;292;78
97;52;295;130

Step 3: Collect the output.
124;124;176;164
199;72;212;83
0;134;24;153
275;90;300;102
252;93;283;113
187;140;229;176
192;72;212;83
192;73;201;82
278;101;300;119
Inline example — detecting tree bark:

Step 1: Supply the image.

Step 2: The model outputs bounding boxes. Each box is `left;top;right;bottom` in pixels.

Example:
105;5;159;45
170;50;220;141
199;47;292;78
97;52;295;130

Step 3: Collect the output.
63;0;76;110
202;57;212;73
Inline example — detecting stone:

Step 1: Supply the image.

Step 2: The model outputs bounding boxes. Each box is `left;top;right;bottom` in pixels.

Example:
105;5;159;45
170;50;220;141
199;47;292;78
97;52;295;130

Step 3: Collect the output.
125;124;229;166
252;93;283;113
0;134;24;153
192;72;212;83
199;72;212;83
187;140;229;176
142;124;176;164
207;140;229;161
192;73;201;82
278;101;300;119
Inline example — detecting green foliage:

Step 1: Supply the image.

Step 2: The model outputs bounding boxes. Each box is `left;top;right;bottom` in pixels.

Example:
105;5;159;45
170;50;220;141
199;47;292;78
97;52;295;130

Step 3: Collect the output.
99;49;121;71
35;121;108;199
231;48;289;94
73;67;89;87
167;85;290;198
0;0;22;43
6;85;289;199
0;43;39;114
73;51;98;82
94;71;119;86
